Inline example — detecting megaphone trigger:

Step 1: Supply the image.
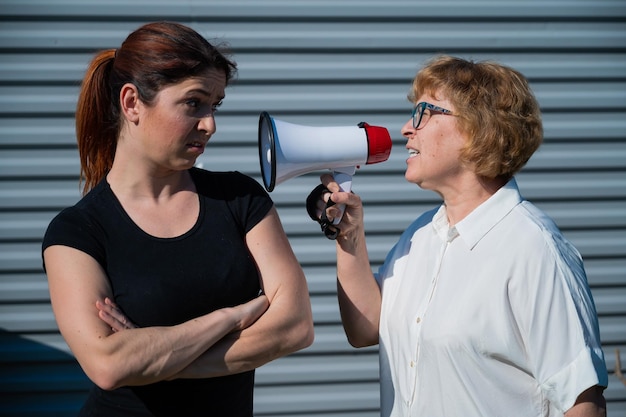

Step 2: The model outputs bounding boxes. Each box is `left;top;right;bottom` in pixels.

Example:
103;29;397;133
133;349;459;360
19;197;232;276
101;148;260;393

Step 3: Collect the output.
328;168;355;225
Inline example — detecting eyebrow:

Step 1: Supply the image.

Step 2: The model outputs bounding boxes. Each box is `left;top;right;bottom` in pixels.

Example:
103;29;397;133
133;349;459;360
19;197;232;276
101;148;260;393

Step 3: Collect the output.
184;88;225;101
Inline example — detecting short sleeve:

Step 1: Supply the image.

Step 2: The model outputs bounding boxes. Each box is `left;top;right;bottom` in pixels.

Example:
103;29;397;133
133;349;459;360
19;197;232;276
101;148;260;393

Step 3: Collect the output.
230;172;274;233
41;206;107;270
510;230;608;412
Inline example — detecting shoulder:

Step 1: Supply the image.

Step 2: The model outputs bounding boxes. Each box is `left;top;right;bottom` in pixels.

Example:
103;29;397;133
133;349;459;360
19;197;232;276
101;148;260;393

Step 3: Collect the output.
504;201;590;305
46;181;111;234
190;168;273;233
190;167;267;197
42;181;111;265
512;201;583;264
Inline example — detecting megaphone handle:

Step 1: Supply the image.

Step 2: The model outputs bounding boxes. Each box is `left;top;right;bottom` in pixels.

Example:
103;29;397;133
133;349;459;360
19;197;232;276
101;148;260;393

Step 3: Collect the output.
331;170;354;225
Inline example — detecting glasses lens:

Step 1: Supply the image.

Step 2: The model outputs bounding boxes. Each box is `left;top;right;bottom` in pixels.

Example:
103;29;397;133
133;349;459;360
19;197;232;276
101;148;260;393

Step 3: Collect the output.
413;103;424;129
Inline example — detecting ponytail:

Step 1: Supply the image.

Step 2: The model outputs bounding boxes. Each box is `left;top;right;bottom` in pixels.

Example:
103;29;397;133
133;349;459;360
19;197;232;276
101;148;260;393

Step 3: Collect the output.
75;49;118;195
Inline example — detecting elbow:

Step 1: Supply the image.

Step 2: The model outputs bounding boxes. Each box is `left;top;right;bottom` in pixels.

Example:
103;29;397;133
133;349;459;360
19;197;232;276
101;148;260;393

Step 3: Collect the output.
282;310;315;355
300;317;315;350
345;328;378;349
93;378;120;392
290;314;315;352
346;335;377;349
82;358;126;391
341;314;379;348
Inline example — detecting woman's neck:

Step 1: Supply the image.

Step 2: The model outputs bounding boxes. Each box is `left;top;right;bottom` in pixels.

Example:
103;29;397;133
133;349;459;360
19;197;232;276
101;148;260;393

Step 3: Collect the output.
107;160;194;202
440;175;508;226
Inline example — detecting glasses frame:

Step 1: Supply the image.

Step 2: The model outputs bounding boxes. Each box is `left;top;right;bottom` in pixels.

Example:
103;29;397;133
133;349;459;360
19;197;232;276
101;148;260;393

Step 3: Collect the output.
411;102;454;130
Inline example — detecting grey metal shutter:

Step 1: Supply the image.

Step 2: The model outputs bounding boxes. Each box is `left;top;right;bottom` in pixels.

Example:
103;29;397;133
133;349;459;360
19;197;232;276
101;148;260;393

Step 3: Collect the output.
1;1;625;416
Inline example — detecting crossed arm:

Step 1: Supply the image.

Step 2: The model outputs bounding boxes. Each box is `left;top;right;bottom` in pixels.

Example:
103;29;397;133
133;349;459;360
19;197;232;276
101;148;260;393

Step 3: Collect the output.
44;207;314;390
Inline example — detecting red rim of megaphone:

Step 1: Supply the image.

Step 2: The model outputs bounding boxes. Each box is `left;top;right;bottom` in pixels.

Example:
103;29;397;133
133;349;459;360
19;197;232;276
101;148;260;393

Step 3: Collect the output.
359;122;392;164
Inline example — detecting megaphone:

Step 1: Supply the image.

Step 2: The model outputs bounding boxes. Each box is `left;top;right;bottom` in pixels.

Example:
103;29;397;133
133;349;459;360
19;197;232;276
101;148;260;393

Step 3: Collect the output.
258;111;392;225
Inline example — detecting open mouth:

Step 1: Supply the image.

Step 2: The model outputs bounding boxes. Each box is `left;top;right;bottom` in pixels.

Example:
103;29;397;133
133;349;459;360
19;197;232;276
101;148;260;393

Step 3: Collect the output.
187;141;205;149
408;149;420;158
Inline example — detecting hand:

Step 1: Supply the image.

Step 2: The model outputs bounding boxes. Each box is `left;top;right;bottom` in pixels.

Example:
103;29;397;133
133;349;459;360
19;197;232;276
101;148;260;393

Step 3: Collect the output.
230;294;270;332
319;173;365;241
96;297;137;332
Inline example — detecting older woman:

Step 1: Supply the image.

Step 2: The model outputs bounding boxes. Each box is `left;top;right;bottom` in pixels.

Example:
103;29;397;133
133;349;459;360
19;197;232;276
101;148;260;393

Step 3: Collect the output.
312;55;607;417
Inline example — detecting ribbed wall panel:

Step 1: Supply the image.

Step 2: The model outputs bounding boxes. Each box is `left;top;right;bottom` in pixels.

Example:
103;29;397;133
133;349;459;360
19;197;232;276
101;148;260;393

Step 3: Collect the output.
1;1;625;416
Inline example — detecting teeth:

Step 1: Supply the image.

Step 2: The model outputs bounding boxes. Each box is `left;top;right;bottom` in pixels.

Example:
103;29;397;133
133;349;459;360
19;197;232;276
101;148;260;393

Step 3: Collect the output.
408;149;419;157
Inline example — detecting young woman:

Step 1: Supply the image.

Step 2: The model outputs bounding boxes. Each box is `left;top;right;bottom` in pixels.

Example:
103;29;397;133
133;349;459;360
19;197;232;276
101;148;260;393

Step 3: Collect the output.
42;21;313;416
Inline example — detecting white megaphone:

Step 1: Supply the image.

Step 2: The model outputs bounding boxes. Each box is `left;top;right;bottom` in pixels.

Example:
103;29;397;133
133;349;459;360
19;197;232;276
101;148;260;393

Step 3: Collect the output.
258;111;392;225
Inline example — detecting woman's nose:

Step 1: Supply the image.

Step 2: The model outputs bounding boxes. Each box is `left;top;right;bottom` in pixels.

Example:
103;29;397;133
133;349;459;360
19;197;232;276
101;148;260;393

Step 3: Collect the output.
400;118;415;139
198;115;216;135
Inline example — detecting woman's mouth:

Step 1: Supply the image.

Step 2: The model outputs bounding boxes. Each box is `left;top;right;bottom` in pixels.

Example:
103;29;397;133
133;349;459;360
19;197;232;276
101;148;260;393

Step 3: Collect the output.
188;141;205;149
187;141;206;154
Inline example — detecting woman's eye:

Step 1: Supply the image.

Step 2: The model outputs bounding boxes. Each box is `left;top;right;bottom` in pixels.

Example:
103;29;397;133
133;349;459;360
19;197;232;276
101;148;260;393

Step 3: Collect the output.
186;99;199;108
184;98;223;115
212;100;223;112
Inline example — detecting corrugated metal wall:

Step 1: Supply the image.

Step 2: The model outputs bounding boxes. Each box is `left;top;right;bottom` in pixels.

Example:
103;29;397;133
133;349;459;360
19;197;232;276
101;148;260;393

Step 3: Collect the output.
1;1;625;416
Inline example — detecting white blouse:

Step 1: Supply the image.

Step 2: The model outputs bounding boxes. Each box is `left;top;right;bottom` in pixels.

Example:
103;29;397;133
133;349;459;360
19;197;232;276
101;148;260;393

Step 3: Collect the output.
375;178;607;417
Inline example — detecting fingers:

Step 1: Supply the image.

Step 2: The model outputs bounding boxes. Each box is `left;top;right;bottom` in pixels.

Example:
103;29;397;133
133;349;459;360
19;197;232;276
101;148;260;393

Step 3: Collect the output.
96;297;137;331
98;309;121;333
319;174;362;214
318;174;344;213
313;191;333;218
316;175;366;242
320;173;343;193
319;174;358;204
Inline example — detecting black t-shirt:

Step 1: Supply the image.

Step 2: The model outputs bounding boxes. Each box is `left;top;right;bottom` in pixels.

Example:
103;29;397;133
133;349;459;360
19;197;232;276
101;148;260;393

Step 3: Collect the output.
42;168;274;417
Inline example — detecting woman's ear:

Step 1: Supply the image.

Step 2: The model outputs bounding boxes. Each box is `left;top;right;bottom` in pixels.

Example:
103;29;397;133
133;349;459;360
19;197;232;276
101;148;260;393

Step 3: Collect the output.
119;83;141;124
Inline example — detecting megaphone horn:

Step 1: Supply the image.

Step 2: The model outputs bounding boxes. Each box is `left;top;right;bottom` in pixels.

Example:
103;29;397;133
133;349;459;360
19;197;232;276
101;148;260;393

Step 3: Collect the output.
258;111;392;224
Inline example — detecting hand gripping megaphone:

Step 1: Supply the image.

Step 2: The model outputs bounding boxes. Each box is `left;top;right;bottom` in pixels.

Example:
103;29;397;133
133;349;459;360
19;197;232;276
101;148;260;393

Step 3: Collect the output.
258;111;392;236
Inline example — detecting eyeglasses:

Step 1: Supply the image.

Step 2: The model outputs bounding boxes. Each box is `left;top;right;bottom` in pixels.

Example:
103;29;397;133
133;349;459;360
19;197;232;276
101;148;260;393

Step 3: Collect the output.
411;102;454;130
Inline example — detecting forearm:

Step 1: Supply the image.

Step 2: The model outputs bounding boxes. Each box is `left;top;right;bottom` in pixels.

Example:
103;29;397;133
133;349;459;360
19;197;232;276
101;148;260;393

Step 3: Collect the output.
335;228;381;348
87;308;238;389
45;245;249;391
166;207;314;380
171;291;313;379
565;403;605;417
